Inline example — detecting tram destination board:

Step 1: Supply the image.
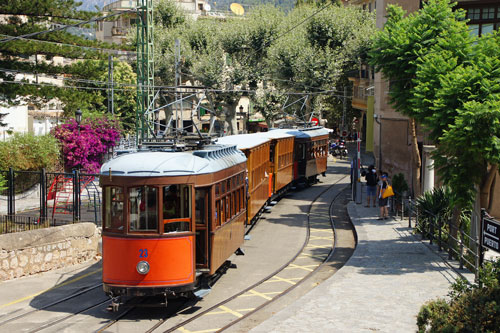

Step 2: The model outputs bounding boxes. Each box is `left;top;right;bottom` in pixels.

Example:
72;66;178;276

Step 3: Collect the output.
482;216;500;253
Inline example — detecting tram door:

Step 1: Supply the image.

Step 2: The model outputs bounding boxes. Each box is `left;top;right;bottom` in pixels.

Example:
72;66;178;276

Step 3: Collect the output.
195;188;211;268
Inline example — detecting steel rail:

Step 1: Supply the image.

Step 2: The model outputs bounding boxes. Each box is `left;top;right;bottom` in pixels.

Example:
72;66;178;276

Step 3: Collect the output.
28;298;111;333
0;283;102;327
215;180;347;332
155;174;349;333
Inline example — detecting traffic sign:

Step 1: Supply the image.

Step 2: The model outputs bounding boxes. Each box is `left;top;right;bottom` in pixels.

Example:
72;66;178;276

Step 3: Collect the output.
311;117;319;126
483;216;500;253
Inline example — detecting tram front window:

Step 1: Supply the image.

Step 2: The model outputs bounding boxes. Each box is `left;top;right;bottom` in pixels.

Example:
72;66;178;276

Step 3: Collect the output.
129;186;158;232
104;186;124;232
163;185;191;233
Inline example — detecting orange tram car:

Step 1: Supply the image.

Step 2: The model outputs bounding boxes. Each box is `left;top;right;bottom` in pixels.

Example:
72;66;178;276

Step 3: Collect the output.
99;127;329;307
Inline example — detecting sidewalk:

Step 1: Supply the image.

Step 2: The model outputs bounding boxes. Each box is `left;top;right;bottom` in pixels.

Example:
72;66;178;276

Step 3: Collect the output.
250;202;474;332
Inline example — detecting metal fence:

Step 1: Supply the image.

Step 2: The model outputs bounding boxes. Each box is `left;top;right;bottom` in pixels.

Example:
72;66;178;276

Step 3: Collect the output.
388;194;498;280
352;172;499;280
0;168;102;235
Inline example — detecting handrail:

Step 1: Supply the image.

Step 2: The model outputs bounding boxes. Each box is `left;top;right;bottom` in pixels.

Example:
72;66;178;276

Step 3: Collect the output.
386;192;497;281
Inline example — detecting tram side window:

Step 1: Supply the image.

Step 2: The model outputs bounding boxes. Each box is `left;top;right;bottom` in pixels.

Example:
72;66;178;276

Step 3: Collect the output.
163;185;192;233
129;186;158;232
195;188;209;226
104;186;124;231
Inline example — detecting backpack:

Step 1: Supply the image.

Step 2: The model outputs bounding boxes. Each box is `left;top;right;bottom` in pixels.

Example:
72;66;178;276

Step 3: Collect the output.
365;172;378;186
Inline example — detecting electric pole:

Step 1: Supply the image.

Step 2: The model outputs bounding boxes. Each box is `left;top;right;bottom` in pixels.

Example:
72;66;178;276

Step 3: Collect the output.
108;55;114;115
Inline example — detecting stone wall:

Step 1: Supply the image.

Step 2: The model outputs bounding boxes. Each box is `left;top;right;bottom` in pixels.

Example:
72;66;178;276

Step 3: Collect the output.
0;223;100;281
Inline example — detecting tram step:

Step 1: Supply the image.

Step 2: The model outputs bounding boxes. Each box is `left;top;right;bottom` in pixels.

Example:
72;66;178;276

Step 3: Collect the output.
194;288;211;298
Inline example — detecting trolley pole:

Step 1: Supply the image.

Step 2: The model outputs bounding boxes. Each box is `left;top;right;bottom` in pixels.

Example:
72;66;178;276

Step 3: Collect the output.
356;131;362;204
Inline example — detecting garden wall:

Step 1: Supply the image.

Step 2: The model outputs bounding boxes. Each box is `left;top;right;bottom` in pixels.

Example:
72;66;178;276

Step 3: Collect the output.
0;223;100;281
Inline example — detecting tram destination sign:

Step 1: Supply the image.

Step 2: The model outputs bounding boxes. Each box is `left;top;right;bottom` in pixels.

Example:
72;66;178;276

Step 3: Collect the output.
482;217;500;254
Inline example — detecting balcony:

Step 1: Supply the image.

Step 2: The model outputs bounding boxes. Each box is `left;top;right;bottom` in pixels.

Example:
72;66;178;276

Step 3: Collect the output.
111;26;127;36
348;77;373;111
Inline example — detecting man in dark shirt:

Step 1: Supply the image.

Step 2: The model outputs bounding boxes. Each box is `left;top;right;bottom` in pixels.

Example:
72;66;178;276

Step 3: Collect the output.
364;165;378;207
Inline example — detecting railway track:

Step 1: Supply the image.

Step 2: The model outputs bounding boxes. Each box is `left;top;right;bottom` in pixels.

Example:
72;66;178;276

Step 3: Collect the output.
0;283;104;329
95;173;354;333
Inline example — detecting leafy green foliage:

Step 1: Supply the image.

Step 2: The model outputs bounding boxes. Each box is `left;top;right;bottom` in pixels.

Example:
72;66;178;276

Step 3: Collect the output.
417;259;500;332
391;173;408;200
211;0;295;13
154;0;187;28
0;133;61;171
267;5;374;121
154;3;374;131
0;0;133;125
369;0;471;118
415;186;453;234
0;173;7;192
369;0;500;212
62;59;137;131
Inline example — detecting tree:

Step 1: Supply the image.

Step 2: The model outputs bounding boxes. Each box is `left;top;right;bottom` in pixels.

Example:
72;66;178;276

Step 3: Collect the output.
153;2;374;133
268;4;374;123
252;88;289;128
370;0;500;241
369;0;473;198
51;116;121;173
417;258;500;331
0;0;133;118
63;59;137;131
0;132;60;171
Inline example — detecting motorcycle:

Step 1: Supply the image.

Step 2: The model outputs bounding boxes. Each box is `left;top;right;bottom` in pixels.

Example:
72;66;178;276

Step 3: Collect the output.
338;142;348;159
333;140;347;159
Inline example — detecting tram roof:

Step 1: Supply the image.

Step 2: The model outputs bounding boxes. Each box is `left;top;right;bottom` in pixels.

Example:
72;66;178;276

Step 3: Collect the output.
100;144;246;177
216;134;271;150
255;130;294;139
268;127;329;139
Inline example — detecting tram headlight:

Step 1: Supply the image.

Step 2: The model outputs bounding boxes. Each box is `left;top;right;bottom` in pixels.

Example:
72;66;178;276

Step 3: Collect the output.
136;261;150;275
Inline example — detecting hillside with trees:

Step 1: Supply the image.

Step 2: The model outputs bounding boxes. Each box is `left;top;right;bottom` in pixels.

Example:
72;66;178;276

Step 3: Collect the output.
0;0;136;130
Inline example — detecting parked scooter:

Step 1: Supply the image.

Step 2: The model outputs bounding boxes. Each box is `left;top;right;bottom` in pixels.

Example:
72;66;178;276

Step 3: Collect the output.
330;140;348;159
338;140;348;159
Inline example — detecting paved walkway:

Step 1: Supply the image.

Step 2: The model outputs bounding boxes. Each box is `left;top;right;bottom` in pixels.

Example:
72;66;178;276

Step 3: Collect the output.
251;202;474;332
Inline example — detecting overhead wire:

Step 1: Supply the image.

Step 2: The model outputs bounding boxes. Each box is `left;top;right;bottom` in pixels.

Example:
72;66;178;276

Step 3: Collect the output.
0;9;137;43
0;34;136;55
0;76;348;96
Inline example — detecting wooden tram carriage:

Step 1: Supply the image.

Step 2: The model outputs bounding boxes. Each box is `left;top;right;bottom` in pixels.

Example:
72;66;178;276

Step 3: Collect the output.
217;134;272;224
278;127;329;183
100;126;330;306
100;145;247;304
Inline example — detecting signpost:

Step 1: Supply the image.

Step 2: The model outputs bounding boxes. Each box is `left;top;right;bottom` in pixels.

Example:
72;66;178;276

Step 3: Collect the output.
356;131;361;204
482;214;500;253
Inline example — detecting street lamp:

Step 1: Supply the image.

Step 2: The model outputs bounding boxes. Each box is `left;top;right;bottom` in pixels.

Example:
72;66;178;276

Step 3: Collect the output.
239;105;245;133
75;108;82;135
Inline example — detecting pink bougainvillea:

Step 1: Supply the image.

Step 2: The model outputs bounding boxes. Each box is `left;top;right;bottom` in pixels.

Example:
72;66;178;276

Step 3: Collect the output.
52;117;121;174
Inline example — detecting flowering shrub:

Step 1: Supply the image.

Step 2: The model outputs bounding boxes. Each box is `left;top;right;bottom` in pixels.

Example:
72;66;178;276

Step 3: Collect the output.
52;117;121;173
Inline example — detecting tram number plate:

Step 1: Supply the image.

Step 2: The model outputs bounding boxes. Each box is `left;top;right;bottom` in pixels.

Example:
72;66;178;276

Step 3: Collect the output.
139;249;149;258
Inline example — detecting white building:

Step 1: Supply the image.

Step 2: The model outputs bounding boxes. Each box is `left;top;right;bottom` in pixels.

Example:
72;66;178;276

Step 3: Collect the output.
0;64;64;140
96;0;211;45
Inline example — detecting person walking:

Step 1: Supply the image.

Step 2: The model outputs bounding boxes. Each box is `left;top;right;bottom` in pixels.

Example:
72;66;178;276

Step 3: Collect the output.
364;165;378;207
377;172;390;220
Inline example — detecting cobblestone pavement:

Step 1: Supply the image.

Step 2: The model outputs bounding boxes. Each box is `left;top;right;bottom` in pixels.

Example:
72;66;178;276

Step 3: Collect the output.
250;202;474;332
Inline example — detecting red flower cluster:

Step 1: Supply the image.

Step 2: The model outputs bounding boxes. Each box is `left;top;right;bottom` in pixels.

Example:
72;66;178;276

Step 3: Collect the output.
52;117;121;174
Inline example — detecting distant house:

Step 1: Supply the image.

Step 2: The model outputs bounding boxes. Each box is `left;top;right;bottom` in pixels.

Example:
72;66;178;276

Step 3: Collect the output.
95;0;211;45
